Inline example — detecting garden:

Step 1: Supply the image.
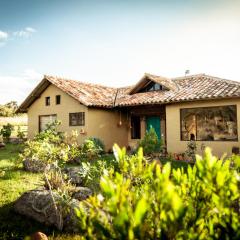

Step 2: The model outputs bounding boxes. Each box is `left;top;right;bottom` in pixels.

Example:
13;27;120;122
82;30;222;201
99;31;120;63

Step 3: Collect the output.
0;121;239;240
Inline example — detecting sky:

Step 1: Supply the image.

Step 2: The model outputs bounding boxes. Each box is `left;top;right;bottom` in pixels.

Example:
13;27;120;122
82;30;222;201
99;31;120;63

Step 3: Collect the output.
0;0;240;104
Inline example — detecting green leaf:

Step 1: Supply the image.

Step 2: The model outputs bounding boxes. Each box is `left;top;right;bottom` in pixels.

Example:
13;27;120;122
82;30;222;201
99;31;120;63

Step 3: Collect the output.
134;197;148;227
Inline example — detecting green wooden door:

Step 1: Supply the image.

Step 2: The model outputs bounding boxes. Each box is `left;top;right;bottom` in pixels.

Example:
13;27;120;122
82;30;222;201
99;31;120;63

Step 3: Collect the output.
146;116;161;139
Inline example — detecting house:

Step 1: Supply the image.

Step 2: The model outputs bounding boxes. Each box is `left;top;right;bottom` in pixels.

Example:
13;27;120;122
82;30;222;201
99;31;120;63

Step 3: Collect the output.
17;73;240;157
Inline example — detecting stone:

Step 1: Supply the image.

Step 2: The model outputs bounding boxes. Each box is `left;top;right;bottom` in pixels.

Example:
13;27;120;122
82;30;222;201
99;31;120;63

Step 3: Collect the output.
14;189;80;232
72;187;93;201
0;142;5;149
23;158;46;173
63;166;84;186
31;232;48;240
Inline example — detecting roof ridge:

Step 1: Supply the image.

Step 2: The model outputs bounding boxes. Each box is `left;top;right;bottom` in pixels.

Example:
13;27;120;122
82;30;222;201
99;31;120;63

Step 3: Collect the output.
44;74;117;89
172;73;205;80
203;74;240;85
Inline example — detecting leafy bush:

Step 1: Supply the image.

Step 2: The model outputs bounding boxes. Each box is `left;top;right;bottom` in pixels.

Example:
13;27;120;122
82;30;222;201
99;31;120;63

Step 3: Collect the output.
88;137;105;153
34;120;64;144
81;138;104;160
76;145;240;239
139;127;162;155
0;123;14;142
17;126;25;141
19;121;74;169
185;140;197;161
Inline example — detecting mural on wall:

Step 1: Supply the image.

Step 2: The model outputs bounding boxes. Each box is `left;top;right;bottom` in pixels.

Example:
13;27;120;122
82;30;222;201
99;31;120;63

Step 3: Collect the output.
181;105;238;141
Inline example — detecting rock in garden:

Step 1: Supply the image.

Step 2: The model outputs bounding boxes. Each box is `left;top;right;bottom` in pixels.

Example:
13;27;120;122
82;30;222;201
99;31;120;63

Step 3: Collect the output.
72;187;93;201
14;189;80;232
23;158;46;173
31;232;48;240
63;166;84;186
0;142;5;149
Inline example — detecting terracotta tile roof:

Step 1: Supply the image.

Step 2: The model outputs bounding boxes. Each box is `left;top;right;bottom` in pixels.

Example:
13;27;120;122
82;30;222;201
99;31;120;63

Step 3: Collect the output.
116;74;240;106
129;73;179;94
17;73;240;113
45;75;117;107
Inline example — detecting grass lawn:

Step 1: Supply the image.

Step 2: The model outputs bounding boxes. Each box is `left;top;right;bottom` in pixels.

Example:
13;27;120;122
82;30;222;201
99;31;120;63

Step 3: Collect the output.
0;144;51;240
0;144;190;240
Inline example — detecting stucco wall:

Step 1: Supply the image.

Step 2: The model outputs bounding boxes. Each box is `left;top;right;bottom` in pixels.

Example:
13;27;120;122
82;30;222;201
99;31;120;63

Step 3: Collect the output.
166;98;240;157
88;109;128;151
27;84;128;150
28;84;89;143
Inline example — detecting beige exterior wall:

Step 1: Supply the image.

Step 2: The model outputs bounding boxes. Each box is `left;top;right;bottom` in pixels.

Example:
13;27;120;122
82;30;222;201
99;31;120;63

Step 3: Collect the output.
28;84;128;151
166;98;240;157
28;84;89;144
88;109;128;151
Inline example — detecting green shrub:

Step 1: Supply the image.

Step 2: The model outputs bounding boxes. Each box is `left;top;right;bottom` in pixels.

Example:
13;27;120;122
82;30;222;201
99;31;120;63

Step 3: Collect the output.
0;123;14;142
139;127;162;155
81;138;103;160
34;120;64;144
17;126;25;141
185;140;197;161
88;137;105;153
76;145;240;239
19;121;74;168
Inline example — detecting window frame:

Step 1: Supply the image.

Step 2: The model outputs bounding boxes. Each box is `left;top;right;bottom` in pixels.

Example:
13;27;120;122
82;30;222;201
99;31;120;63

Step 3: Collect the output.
180;105;238;142
56;95;61;105
131;115;141;139
69;112;85;126
39;114;57;132
140;82;166;93
45;96;50;106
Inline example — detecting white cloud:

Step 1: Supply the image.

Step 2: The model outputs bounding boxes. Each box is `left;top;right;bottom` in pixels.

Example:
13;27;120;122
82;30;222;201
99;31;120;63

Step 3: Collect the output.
0;31;8;40
0;69;42;104
25;27;36;33
0;31;8;47
13;27;37;38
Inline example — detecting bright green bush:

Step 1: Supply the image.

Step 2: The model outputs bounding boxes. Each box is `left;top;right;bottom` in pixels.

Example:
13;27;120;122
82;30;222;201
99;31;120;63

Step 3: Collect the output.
88;137;105;153
81;138;104;160
34;120;64;144
17;126;25;141
19;121;75;168
139;127;162;155
76;145;240;239
0;123;14;142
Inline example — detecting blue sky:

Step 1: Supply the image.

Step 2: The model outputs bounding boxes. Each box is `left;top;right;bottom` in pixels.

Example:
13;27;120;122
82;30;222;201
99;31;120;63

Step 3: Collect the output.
0;0;239;104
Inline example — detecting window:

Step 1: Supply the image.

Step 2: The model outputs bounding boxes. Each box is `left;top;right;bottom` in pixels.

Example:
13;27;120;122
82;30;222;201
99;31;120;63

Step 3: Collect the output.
140;82;166;93
131;116;141;139
69;112;85;126
56;95;61;105
39;114;57;132
180;105;238;141
45;97;50;106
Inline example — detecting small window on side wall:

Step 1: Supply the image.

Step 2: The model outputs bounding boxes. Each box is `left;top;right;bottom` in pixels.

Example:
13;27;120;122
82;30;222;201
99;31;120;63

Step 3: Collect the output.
131;116;141;139
56;95;61;105
69;112;85;126
45;97;50;106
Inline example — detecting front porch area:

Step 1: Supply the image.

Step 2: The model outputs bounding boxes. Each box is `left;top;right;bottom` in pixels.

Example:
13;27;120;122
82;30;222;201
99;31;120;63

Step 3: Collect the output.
125;105;166;149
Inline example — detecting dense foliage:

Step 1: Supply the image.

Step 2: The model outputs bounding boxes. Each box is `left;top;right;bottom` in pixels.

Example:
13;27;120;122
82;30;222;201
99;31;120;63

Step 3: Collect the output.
20;121;106;167
0;101;18;117
139;127;162;155
76;145;240;240
0;123;14;142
